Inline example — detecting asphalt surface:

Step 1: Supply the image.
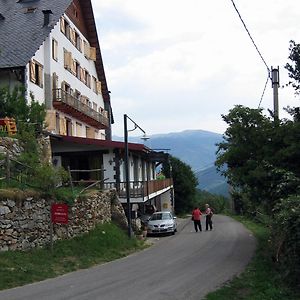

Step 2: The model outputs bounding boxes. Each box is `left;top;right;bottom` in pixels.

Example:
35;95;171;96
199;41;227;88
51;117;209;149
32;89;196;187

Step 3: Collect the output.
0;215;256;300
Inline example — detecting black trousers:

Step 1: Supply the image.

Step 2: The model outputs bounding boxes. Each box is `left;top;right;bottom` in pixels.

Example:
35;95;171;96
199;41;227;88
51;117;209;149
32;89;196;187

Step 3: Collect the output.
206;215;213;230
193;220;202;232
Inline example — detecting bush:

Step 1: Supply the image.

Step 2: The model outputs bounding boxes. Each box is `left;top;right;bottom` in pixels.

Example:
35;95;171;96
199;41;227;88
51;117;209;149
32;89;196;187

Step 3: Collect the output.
271;195;300;286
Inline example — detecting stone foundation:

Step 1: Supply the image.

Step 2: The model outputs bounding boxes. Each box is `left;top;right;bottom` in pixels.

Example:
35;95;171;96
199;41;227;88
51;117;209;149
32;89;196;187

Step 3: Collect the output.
0;189;127;251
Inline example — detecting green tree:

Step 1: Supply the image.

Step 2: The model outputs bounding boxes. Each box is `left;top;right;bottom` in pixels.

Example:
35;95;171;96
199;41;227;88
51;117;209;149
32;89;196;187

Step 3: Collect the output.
162;156;198;214
0;86;46;136
195;189;229;213
0;86;68;197
215;105;300;213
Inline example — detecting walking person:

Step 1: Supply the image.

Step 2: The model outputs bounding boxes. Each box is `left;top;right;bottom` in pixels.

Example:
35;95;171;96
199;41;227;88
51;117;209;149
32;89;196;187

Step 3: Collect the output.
205;204;213;231
192;207;202;232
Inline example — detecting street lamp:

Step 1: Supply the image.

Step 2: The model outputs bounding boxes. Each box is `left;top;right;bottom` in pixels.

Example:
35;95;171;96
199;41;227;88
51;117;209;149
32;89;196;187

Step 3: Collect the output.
124;114;149;238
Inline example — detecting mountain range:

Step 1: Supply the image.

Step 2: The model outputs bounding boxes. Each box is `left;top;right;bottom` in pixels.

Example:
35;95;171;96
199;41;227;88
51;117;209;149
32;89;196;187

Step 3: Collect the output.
114;129;229;197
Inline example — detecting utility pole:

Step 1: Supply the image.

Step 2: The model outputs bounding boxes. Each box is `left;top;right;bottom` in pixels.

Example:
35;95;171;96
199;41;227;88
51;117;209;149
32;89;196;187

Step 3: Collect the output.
271;66;280;120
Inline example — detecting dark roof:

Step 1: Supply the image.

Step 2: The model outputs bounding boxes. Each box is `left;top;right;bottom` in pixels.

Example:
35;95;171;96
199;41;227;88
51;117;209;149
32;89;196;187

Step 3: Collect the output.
50;134;151;154
0;0;72;68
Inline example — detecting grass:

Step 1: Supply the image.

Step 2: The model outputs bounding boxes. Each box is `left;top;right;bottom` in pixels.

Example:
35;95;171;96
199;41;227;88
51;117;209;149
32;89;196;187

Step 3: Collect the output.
0;222;146;291
204;216;300;300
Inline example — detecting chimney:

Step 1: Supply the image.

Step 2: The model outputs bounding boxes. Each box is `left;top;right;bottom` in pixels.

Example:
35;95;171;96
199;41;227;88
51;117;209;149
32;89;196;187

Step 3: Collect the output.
42;9;53;26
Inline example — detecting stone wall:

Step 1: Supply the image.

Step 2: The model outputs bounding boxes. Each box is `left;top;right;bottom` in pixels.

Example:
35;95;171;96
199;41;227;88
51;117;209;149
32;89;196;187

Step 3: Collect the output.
0;189;128;252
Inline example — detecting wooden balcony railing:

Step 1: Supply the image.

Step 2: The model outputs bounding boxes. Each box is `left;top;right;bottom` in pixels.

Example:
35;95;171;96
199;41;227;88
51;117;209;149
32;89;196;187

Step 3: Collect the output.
52;88;109;129
103;178;173;200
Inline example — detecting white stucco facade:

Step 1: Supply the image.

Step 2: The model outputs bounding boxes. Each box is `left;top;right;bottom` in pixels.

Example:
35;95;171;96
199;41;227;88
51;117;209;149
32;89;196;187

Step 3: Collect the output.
25;14;108;139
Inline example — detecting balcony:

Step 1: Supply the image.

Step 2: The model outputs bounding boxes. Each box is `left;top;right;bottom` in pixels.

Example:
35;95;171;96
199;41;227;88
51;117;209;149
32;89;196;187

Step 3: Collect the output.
52;88;109;129
104;178;173;202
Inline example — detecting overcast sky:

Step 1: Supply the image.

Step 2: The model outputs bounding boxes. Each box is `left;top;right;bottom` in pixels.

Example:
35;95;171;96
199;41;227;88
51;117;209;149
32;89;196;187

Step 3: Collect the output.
91;0;300;137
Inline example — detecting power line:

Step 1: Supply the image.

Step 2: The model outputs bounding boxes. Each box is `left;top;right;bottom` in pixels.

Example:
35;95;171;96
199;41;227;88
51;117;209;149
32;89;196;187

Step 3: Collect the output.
258;74;270;108
229;0;271;107
229;0;270;75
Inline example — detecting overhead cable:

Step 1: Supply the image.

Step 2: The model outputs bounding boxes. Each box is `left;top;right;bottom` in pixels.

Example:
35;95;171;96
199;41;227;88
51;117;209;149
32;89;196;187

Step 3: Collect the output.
258;75;270;108
230;0;270;75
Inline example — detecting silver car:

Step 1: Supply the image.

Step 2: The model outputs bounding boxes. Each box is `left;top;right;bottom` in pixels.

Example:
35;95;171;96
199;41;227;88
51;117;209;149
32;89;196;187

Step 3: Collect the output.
147;211;177;235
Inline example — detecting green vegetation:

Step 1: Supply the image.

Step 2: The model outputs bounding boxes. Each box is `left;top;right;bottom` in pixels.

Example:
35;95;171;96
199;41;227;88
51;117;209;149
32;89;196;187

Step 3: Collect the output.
195;189;230;213
204;216;300;300
162;156;198;214
214;41;300;289
0;222;146;291
0;86;68;199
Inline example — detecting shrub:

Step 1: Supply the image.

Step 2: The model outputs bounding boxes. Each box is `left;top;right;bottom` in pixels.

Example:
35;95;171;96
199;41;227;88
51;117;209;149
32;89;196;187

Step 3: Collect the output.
271;195;300;286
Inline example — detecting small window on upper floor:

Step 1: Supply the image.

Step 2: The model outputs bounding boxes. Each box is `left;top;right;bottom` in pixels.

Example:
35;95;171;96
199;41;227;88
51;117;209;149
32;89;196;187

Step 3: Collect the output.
85;70;91;88
52;38;58;61
29;60;43;88
74;31;82;52
92;76;97;93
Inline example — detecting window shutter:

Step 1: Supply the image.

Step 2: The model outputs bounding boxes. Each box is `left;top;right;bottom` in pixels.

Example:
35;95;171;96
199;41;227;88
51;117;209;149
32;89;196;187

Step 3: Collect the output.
80;68;85;83
60;117;66;135
96;81;102;94
87;73;91;88
38;64;43;87
71;59;76;75
60;17;65;34
89;47;96;61
52;39;58;61
84;41;90;58
29;61;36;83
70;29;76;45
64;51;72;69
52;72;58;90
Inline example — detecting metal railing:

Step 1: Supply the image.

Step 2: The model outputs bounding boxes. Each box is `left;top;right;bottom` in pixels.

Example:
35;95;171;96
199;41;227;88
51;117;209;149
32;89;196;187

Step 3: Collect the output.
53;88;109;127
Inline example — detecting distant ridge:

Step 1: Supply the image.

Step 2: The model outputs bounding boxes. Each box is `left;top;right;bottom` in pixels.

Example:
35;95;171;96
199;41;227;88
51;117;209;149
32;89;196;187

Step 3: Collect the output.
113;129;228;196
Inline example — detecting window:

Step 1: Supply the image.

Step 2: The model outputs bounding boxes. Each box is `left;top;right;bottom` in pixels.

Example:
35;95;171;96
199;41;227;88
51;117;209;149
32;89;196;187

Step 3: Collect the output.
66;118;72;136
74;90;81;101
56;113;60;134
76;61;81;80
75;31;82;52
92;102;97;111
92;76;97;93
29;60;43;87
62;81;71;94
85;70;91;88
52;39;58;61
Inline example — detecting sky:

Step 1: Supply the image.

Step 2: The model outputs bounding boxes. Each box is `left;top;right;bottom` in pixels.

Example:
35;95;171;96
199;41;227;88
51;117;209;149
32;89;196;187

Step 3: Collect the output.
91;0;300;137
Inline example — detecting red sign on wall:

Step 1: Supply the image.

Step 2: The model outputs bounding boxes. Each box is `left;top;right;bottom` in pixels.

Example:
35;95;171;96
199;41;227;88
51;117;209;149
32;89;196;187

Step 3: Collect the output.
51;204;68;224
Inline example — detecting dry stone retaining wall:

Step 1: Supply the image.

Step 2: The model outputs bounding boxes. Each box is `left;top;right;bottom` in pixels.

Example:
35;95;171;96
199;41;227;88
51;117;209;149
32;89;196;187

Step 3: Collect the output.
0;189;127;252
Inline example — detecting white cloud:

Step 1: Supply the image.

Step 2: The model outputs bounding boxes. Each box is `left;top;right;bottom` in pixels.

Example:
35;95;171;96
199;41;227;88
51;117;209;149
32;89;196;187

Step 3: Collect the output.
92;0;300;136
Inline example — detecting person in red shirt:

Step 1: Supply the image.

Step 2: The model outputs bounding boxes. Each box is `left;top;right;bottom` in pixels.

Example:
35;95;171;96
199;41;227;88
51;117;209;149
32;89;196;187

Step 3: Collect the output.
192;207;202;232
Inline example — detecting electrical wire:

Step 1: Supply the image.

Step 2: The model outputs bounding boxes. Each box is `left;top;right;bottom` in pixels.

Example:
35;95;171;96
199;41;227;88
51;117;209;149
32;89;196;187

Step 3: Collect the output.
229;0;271;108
230;0;270;74
258;74;270;108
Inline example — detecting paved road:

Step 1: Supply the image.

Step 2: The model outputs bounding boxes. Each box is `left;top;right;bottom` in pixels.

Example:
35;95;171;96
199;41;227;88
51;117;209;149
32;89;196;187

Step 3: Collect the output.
0;215;256;300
